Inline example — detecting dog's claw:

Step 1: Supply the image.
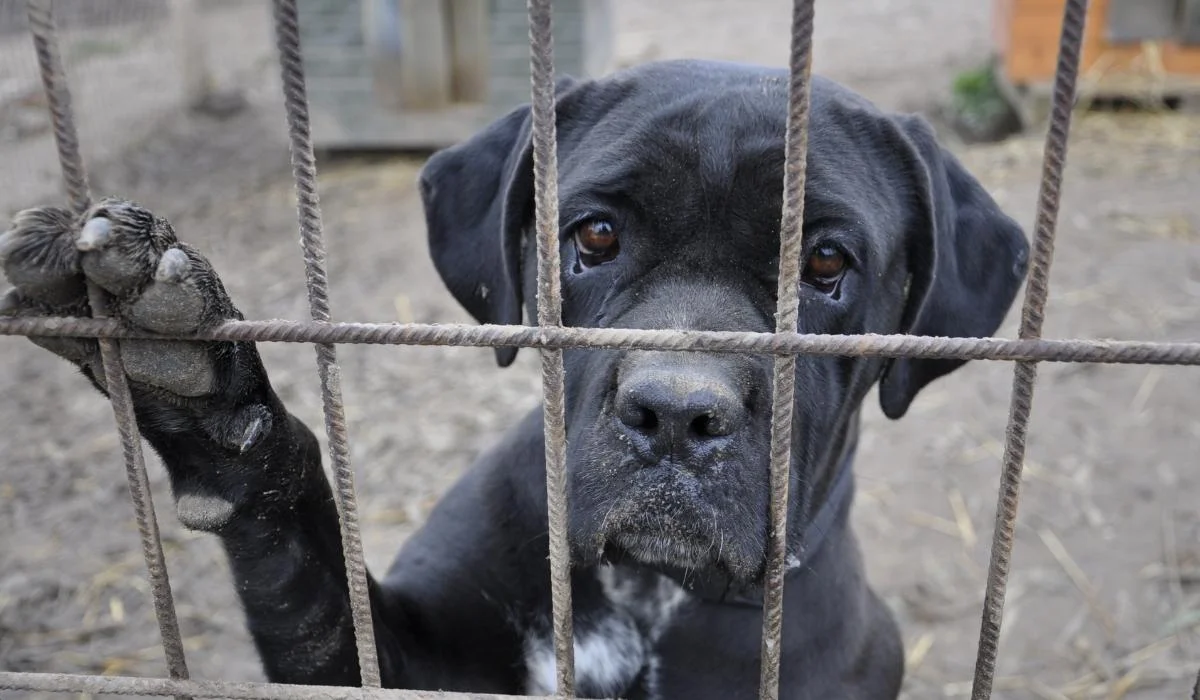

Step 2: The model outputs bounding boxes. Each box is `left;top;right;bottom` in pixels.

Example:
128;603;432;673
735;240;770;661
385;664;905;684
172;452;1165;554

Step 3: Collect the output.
76;217;112;252
239;414;267;454
0;287;20;315
154;248;189;283
0;230;16;264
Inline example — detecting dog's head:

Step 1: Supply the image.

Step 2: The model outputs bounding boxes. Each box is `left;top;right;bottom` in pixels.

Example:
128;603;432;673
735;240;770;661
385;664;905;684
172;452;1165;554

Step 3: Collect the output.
419;60;1028;584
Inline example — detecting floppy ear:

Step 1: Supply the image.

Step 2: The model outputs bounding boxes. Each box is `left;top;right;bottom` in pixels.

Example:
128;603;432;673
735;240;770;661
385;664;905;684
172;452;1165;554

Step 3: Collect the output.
418;107;532;367
878;115;1030;419
418;77;578;367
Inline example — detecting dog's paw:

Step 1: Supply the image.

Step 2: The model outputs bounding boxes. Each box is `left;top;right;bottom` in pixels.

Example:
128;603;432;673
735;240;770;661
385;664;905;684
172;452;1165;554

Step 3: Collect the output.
1;198;243;401
3;199;296;531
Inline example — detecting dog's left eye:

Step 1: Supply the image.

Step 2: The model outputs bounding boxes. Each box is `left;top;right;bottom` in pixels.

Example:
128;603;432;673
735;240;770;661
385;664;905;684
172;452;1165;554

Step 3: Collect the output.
802;244;848;293
573;218;620;268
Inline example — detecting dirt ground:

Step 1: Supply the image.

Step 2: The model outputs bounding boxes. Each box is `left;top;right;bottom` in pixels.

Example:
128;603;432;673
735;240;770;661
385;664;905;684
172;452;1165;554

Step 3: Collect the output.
1;2;1198;699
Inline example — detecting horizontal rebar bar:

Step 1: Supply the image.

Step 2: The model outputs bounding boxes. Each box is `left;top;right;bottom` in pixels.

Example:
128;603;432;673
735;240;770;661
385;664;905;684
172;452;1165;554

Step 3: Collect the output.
1;316;1198;366
0;671;564;700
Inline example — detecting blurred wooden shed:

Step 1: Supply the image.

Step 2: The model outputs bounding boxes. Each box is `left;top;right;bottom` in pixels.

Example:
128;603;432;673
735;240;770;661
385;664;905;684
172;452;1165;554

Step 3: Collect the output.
297;0;614;150
994;0;1200;98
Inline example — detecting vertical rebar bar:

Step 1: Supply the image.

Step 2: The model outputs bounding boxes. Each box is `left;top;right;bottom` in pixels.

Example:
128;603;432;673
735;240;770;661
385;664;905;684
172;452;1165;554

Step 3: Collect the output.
757;1;817;698
24;0;191;694
270;0;381;687
527;0;575;695
970;2;1089;698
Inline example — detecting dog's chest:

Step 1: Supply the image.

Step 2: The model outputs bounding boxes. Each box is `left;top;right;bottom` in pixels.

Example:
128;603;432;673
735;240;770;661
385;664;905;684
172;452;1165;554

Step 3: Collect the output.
523;567;690;699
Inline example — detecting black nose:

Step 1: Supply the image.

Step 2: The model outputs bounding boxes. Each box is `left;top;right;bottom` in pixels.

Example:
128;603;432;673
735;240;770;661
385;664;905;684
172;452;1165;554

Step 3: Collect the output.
615;366;747;448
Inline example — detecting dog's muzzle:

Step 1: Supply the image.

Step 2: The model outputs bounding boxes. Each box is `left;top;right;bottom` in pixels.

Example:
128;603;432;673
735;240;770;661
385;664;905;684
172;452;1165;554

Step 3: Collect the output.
567;350;773;577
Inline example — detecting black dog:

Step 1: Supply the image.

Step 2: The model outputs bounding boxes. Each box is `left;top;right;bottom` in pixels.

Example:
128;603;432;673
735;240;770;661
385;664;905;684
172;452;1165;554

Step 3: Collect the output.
1;60;1028;699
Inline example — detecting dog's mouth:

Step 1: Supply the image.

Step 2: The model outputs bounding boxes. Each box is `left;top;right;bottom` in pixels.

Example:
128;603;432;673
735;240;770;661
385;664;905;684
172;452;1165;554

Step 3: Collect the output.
582;465;767;582
597;522;767;595
603;526;720;571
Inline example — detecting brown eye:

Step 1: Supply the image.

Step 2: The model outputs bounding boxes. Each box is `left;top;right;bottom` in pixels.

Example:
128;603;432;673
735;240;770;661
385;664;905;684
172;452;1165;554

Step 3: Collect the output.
574;219;620;268
803;244;847;291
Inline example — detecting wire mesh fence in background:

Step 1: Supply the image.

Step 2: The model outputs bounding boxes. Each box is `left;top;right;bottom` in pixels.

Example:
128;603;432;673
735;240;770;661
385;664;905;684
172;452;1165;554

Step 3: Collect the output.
0;0;1198;699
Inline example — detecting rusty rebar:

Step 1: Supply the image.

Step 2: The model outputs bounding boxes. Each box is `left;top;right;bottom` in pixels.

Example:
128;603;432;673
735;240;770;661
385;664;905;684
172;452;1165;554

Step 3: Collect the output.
527;0;575;694
2;316;1199;366
759;1;817;698
970;1;1090;698
271;0;381;686
0;670;553;700
26;0;89;214
24;0;191;692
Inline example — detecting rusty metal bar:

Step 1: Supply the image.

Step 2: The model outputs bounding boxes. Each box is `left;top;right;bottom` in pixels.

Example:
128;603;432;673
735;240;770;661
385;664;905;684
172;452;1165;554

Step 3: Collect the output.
759;0;817;697
23;0;191;693
0;670;555;700
26;0;88;215
970;1;1090;698
527;0;575;694
2;316;1200;366
270;0;381;686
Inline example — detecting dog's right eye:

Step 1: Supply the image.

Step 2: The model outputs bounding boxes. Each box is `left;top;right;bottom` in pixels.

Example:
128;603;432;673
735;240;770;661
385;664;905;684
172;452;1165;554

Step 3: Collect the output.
573;218;620;269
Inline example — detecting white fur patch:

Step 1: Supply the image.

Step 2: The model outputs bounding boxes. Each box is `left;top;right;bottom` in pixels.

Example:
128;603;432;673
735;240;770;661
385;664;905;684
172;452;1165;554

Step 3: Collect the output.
597;565;689;642
524;612;647;698
524;567;692;698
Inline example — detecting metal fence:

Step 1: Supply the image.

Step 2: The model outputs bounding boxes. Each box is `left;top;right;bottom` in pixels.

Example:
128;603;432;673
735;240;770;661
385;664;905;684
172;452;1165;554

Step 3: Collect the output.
0;0;1197;699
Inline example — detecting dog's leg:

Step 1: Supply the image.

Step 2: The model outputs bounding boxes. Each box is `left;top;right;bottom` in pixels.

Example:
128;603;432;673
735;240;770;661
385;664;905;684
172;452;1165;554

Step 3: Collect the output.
1;200;408;686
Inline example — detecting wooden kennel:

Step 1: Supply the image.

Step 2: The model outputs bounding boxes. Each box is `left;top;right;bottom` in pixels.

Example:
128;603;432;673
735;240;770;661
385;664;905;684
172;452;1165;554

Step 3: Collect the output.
993;0;1200;99
296;0;614;150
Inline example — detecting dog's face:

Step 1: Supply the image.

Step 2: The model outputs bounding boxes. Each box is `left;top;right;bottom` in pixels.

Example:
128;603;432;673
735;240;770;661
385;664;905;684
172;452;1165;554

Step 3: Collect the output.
420;60;1028;584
